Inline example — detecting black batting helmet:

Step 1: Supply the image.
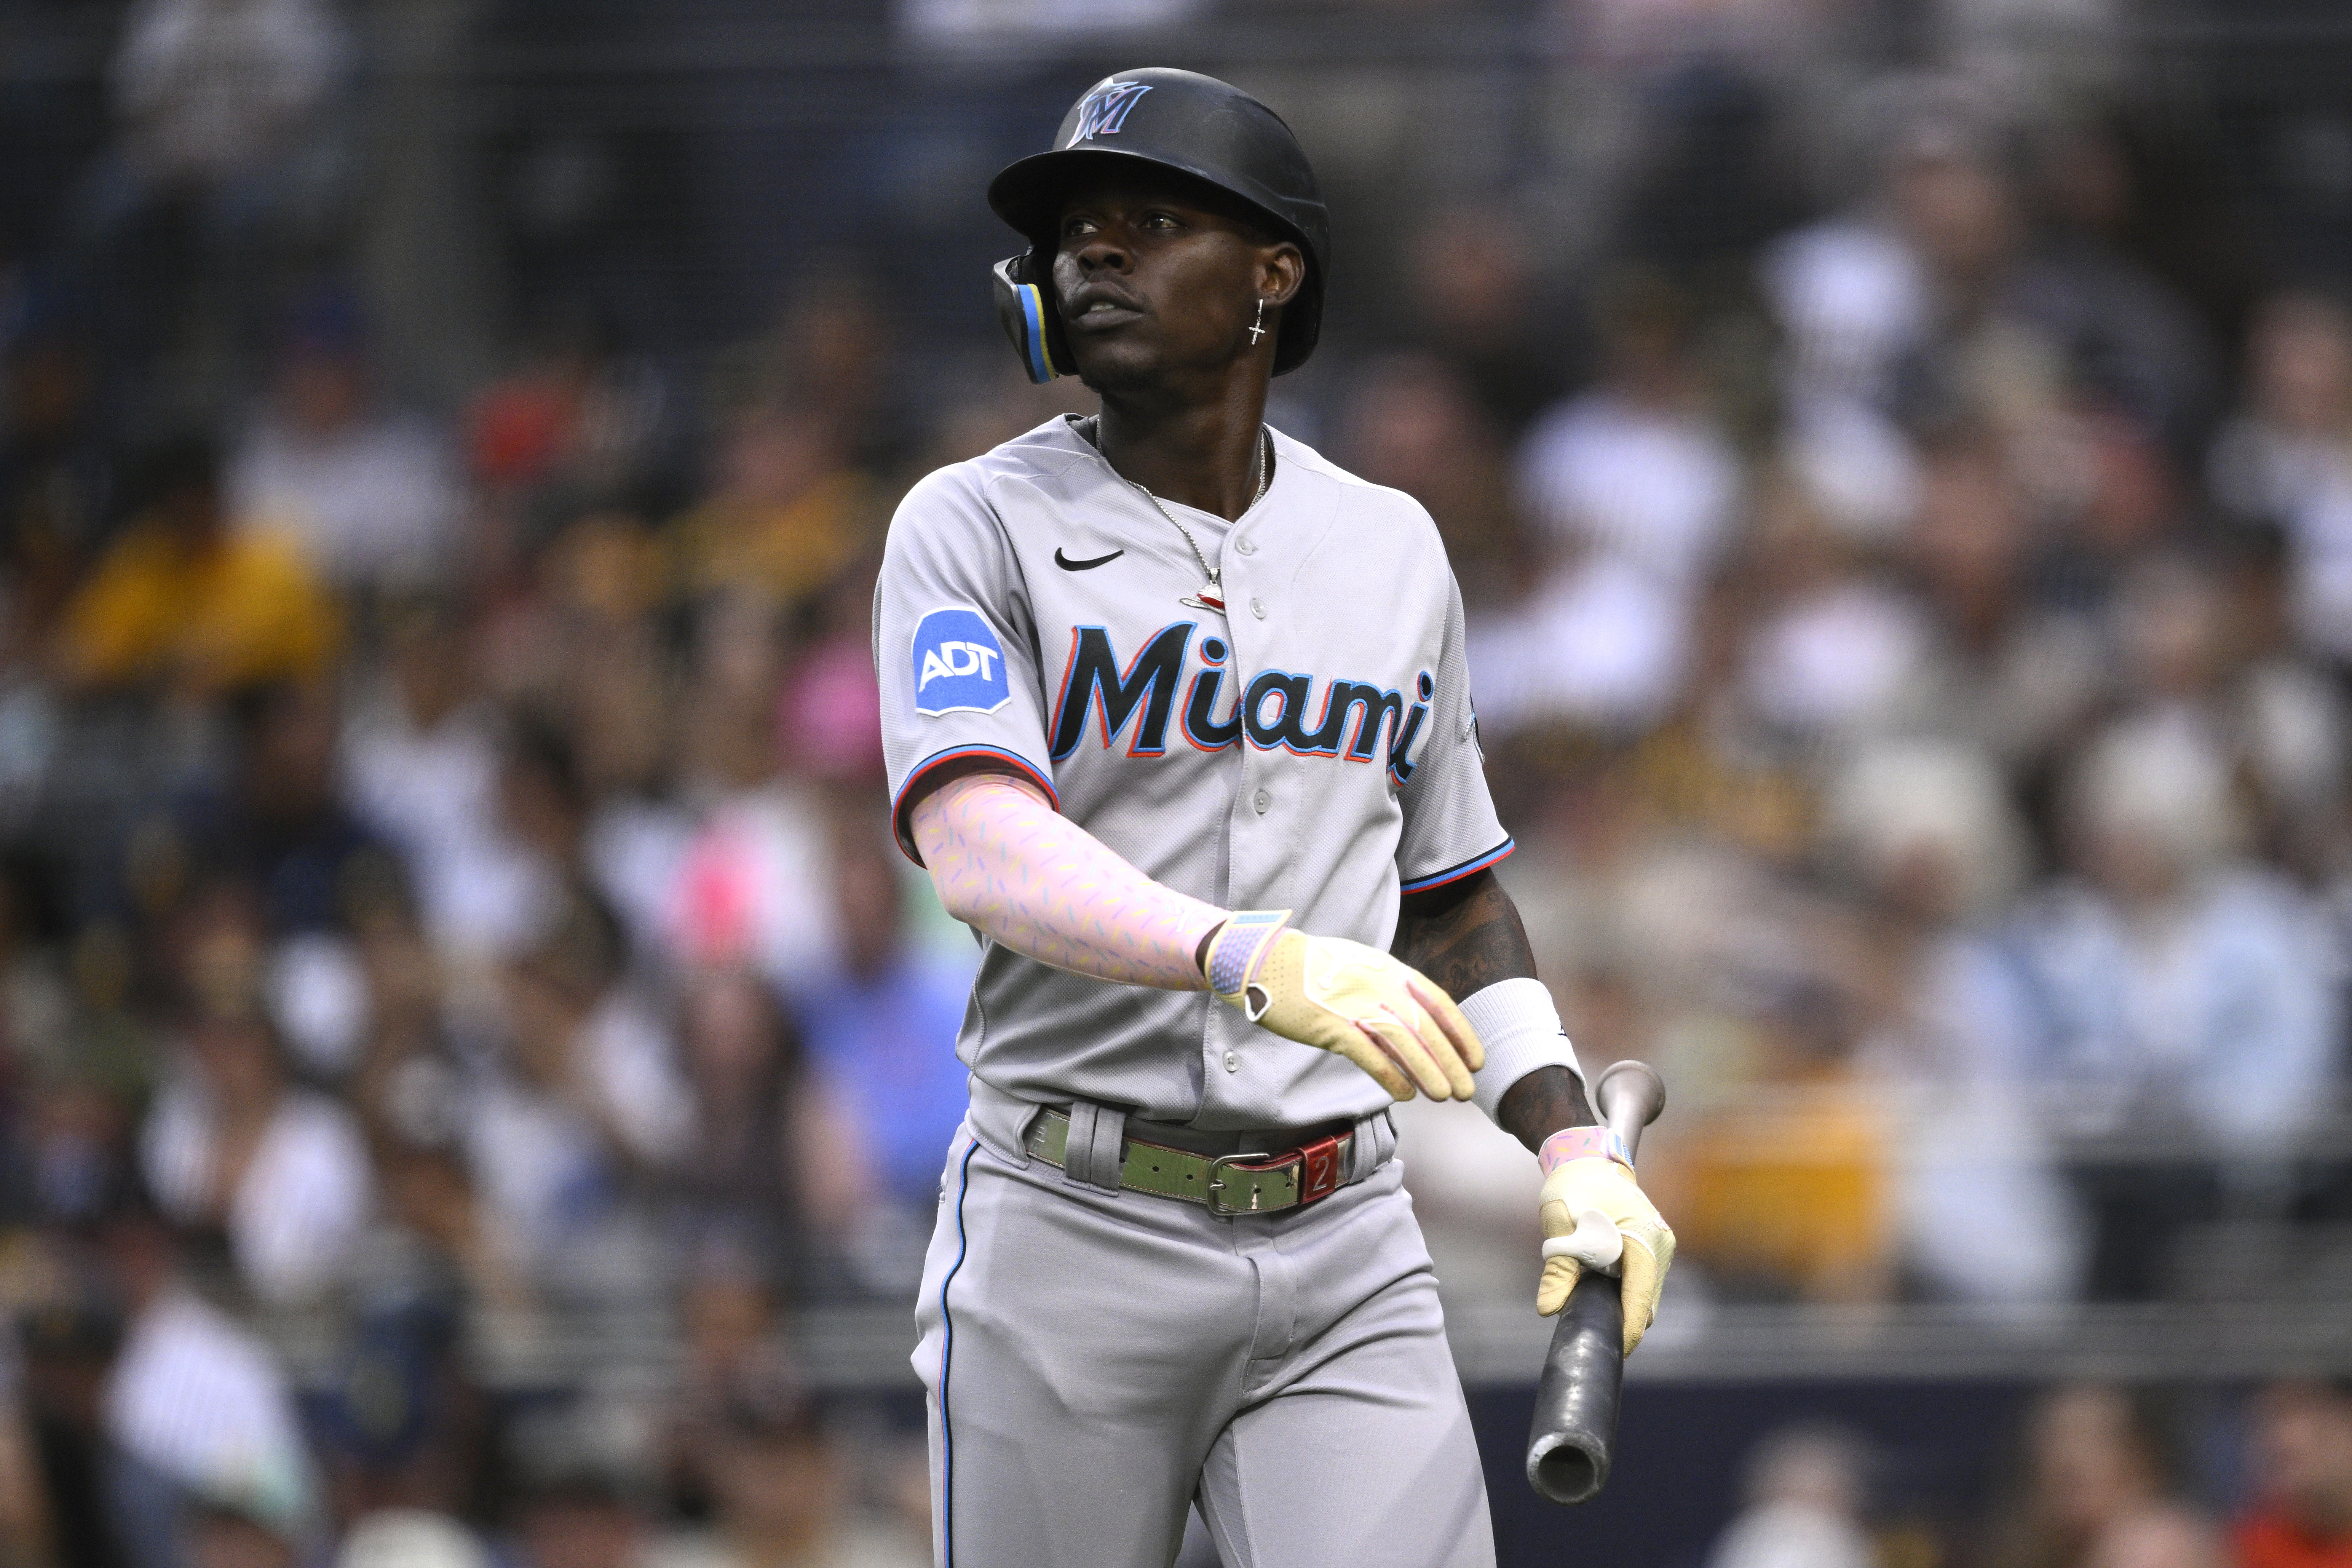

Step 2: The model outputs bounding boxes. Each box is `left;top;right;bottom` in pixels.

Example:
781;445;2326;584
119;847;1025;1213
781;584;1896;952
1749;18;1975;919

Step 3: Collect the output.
987;69;1329;383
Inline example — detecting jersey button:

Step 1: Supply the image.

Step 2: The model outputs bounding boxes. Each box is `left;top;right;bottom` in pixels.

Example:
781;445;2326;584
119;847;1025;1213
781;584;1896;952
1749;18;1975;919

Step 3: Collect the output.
1253;789;1271;813
1250;597;1266;619
1223;1050;1241;1073
1236;538;1255;555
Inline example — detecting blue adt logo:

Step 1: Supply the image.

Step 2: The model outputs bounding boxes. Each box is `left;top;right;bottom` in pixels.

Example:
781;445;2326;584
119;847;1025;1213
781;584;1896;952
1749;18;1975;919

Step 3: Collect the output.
912;607;1011;716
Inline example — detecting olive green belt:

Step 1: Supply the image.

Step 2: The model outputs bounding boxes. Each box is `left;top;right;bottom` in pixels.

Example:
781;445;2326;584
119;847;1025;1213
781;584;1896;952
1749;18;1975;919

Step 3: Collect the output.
1025;1109;1357;1217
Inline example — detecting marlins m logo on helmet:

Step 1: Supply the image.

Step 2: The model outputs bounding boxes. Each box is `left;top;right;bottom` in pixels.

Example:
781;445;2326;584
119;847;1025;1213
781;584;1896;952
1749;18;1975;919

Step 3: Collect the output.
1065;81;1152;145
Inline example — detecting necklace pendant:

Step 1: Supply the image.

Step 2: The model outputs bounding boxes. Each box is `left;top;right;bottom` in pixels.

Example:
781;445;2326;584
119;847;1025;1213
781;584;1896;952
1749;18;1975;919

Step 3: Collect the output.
1182;585;1227;614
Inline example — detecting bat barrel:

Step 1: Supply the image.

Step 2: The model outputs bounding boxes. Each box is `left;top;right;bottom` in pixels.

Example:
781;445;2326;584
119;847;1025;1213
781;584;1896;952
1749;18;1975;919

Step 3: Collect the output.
1523;1274;1624;1504
1521;1059;1666;1506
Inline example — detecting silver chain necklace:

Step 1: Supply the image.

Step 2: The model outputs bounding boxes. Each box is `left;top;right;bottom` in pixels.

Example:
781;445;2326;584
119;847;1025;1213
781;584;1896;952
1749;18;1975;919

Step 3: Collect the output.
1082;416;1269;616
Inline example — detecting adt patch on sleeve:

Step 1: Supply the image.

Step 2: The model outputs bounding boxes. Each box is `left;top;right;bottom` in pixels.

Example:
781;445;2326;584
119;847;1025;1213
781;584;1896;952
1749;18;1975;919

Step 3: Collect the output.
912;607;1012;716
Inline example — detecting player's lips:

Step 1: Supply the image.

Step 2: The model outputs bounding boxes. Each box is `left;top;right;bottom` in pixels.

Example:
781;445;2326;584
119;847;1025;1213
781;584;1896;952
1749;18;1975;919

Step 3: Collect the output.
1066;283;1148;329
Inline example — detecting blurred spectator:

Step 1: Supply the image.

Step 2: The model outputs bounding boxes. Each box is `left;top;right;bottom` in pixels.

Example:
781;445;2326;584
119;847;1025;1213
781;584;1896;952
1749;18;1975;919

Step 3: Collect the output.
1768;77;2205;543
108;0;343;194
491;719;604;956
1985;1385;2221;1568
99;1202;321;1549
794;824;972;1292
662;1257;800;1515
2039;718;2339;1288
1396;207;1576;441
313;1292;485;1529
66;0;351;401
659;1391;924;1568
667;605;841;991
1735;470;1930;741
0;303;111;667
1474;273;1734;736
362;1136;528;1319
171;681;393;939
53;435;339;698
2023;118;2214;449
1338;354;1523;604
139;910;373;1305
1761;150;1927;419
676;592;787;811
335;1509;491;1568
2237;1381;2352;1568
671;971;814;1288
465;306;674;522
343;599;550;968
18;1287;131;1568
505;1413;653;1568
2108;546;2347;874
1705;1424;1876;1568
773;570;885;788
669;403;881;621
0;1322;55;1568
228;289;461;591
1673;954;1896;1303
465;893;687;1296
1517;272;1740;594
2209;291;2352;666
1466;529;1690;736
185;1497;299;1568
2018;716;2339;1295
715;277;906;477
1828;740;2086;1303
529;518;694;960
1896;425;2108;768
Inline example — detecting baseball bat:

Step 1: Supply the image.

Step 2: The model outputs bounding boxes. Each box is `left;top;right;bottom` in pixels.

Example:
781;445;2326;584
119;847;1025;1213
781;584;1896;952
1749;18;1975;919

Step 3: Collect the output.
1522;1059;1667;1506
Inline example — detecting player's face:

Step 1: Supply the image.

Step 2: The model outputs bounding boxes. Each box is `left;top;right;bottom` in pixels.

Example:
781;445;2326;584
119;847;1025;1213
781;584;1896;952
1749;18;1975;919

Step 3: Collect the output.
1051;176;1301;393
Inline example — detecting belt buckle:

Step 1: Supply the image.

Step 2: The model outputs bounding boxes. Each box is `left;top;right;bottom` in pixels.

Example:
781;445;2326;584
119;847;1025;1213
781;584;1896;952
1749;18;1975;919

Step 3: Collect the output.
1205;1151;1281;1217
1296;1134;1346;1205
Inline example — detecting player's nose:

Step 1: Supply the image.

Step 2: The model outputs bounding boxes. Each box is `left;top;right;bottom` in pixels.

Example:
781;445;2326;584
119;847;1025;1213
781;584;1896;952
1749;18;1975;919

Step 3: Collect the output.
1070;228;1133;273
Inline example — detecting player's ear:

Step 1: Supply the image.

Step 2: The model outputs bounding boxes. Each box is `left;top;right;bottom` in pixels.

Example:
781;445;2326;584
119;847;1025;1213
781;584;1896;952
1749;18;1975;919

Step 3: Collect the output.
1257;242;1307;311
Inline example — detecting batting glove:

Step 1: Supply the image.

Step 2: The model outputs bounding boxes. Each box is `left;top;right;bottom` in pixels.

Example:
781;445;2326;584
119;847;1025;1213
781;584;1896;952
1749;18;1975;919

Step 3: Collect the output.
1536;1127;1675;1355
1201;910;1484;1101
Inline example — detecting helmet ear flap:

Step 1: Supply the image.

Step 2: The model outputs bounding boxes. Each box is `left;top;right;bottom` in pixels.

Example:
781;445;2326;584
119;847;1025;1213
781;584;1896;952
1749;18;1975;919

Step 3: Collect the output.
991;250;1074;384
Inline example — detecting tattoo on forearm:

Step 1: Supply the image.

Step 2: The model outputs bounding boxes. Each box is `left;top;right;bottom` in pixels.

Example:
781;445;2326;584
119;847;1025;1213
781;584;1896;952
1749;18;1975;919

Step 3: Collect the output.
1395;870;1593;1150
1392;871;1536;1000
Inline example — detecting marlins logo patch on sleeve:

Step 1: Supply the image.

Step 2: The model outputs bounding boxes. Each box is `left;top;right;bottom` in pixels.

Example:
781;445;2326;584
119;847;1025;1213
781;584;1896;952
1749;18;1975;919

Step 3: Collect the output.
913;607;1012;716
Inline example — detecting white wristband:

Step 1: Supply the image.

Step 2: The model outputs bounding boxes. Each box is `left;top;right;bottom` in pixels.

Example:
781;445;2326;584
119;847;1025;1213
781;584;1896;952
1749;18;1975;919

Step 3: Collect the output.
1458;977;1584;1123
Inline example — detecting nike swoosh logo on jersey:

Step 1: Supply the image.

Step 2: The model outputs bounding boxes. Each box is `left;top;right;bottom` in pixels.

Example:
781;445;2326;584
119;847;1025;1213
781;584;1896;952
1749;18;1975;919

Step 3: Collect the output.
1055;548;1125;571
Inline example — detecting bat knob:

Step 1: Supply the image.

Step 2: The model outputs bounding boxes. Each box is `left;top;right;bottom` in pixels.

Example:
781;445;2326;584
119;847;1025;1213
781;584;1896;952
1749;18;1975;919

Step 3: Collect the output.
1592;1059;1666;1141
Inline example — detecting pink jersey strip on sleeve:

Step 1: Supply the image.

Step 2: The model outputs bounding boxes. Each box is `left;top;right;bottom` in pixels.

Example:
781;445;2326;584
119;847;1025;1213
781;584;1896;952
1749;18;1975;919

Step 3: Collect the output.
907;771;1229;992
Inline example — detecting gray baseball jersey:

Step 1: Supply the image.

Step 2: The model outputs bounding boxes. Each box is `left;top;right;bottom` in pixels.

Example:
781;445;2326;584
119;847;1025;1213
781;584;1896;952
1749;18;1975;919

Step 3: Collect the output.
875;414;1512;1131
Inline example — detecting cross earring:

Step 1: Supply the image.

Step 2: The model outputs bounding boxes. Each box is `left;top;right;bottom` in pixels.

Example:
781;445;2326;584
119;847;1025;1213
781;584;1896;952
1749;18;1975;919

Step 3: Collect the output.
1247;298;1267;345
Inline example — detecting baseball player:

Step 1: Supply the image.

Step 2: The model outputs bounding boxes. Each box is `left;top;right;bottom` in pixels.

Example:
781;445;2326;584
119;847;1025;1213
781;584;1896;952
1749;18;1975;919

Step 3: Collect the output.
875;68;1674;1568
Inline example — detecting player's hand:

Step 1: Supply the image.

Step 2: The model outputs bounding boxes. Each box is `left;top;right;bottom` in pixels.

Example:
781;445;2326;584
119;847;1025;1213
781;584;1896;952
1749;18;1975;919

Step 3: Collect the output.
1536;1137;1674;1355
1206;918;1483;1101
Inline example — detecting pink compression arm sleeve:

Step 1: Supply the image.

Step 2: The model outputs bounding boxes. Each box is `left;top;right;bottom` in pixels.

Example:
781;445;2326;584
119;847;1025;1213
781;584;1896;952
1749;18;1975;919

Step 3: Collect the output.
908;771;1228;990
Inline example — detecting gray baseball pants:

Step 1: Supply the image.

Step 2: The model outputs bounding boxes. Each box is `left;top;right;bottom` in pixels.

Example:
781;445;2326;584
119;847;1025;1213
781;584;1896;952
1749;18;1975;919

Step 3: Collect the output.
912;1087;1496;1568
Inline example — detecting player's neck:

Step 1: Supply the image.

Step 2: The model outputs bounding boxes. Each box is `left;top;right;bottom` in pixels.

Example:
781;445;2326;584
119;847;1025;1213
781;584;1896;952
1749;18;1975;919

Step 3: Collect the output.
1094;382;1269;522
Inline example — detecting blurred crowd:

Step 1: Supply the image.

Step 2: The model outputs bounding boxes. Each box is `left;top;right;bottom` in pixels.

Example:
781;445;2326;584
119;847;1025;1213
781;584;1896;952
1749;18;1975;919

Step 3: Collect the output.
0;0;2351;1562
1397;83;2352;1321
1705;1378;2352;1568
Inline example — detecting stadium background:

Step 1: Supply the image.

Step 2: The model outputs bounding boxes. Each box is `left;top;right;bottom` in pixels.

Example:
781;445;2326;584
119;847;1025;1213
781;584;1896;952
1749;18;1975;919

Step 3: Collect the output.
4;1;2352;1565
